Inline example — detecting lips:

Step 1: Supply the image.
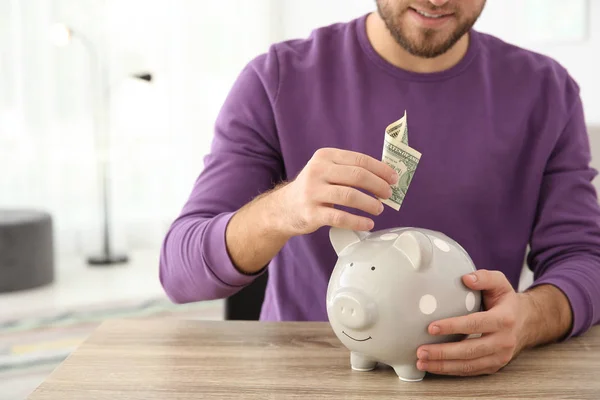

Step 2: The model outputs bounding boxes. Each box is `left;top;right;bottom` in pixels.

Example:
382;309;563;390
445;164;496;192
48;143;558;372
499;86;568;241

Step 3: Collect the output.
410;7;453;18
407;7;454;28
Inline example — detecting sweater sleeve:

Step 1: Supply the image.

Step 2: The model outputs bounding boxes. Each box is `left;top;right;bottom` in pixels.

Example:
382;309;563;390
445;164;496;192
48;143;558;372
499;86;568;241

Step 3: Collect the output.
526;79;600;339
159;48;284;303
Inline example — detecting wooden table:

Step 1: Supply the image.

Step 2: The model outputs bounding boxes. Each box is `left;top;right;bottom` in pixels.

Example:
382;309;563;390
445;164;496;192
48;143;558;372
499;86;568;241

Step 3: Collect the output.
28;319;600;399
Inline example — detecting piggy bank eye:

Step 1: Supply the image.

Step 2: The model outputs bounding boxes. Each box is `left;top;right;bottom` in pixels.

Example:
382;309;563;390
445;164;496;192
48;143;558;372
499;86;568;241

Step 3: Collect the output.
349;263;354;267
371;266;376;271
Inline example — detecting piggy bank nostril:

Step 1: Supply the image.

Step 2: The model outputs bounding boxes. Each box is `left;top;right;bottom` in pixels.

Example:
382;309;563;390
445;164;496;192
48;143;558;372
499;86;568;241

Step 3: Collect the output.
330;291;377;330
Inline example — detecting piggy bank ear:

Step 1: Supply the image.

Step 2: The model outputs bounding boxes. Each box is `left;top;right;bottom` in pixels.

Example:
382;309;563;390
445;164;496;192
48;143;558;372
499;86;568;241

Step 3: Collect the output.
329;227;366;255
393;231;433;270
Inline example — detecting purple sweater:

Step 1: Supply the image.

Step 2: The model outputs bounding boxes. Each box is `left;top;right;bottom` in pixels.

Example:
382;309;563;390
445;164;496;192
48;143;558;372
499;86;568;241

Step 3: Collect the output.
160;15;600;338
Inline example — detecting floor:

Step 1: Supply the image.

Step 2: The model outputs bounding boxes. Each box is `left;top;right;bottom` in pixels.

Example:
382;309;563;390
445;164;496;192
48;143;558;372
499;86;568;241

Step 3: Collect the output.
0;249;183;322
0;248;225;400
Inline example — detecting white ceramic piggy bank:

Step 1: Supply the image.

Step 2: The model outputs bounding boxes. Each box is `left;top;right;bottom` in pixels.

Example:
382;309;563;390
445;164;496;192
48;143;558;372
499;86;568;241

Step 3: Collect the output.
326;226;482;382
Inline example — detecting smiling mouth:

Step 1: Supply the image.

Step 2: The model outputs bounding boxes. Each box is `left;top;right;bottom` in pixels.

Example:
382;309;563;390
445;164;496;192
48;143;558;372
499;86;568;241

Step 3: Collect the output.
410;7;454;19
342;331;372;342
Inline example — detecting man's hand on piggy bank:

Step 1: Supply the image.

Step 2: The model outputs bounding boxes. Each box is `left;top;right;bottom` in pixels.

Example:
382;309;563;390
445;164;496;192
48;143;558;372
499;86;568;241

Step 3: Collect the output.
415;269;532;376
277;148;398;236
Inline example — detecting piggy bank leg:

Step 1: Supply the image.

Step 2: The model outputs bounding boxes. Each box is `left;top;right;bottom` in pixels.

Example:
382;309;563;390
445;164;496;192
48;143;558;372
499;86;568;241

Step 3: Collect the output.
393;364;425;382
350;352;377;371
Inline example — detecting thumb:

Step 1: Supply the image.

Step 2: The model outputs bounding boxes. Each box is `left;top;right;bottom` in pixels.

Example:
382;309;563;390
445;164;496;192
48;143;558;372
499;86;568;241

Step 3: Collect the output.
462;269;514;299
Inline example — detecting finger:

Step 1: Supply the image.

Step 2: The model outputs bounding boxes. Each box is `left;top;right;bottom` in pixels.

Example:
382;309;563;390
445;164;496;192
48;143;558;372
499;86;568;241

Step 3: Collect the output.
324;164;393;200
318;185;384;216
428;310;513;335
319;207;374;231
318;148;398;185
417;337;495;361
463;269;514;296
416;355;503;377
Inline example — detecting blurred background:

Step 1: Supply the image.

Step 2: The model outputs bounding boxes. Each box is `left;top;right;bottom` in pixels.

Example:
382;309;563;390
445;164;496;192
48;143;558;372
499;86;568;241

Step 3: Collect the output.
0;0;597;398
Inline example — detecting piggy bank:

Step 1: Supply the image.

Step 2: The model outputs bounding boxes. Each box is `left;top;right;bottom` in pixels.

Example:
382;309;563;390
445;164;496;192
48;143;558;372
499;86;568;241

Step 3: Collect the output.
326;226;481;382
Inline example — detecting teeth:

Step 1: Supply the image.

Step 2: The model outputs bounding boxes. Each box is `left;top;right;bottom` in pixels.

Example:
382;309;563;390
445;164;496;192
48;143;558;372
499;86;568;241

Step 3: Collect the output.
416;9;445;18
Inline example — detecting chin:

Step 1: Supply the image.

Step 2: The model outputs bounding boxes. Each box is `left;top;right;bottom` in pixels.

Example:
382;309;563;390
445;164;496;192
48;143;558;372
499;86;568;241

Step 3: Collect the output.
405;23;455;43
401;28;462;58
379;4;477;59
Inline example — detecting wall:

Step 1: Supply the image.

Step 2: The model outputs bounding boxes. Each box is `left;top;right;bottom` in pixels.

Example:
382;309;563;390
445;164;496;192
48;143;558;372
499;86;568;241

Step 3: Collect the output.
0;0;275;255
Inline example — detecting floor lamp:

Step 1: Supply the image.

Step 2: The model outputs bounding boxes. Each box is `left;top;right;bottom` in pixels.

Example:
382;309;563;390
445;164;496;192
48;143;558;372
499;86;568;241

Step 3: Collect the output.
51;23;152;266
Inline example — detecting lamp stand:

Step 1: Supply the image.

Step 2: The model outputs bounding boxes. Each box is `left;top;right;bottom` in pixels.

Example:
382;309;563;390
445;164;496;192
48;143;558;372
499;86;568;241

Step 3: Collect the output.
52;24;152;267
85;35;129;267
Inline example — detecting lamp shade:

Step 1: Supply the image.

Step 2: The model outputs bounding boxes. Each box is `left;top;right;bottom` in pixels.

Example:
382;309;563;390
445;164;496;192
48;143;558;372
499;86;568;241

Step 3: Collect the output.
50;23;72;47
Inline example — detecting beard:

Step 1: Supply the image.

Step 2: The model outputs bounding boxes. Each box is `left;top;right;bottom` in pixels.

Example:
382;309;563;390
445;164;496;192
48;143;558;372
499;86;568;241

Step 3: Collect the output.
375;1;485;58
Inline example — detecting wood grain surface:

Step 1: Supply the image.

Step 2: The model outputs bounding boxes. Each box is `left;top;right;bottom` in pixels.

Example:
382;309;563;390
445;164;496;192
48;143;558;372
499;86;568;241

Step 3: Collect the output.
28;319;600;399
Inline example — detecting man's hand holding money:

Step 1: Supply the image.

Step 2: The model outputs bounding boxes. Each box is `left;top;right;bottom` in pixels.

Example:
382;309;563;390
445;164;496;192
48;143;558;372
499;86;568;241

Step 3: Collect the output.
275;148;399;237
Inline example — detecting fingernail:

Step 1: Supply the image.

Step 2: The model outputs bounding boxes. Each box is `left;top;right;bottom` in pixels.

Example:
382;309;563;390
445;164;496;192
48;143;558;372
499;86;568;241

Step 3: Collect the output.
387;186;393;197
379;202;384;213
430;325;440;335
417;361;428;371
418;350;429;360
469;273;478;283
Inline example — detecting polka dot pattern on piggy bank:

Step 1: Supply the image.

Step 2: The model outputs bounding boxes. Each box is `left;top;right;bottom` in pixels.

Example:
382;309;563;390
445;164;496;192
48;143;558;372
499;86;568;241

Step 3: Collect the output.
326;226;482;382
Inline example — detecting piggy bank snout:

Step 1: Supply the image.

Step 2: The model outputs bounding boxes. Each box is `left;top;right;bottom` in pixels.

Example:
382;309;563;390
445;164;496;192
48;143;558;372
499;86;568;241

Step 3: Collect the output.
331;290;377;330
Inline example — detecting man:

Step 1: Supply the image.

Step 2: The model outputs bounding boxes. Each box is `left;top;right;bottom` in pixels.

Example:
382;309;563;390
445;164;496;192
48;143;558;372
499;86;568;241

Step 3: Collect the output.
160;0;600;377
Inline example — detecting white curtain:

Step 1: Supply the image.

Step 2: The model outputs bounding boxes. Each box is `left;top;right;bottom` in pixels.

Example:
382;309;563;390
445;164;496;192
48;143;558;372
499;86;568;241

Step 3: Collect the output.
0;0;277;255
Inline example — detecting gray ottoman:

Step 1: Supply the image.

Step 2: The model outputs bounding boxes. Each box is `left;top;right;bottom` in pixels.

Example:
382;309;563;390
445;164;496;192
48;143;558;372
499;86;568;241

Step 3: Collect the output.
0;210;54;292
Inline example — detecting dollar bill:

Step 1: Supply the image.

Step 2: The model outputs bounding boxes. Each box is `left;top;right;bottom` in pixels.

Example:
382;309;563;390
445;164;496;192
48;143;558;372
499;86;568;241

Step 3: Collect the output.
384;110;408;146
380;111;421;211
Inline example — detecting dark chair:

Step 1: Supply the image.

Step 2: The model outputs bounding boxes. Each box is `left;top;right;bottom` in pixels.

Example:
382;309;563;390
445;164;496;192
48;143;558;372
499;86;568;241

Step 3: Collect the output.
224;269;268;320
